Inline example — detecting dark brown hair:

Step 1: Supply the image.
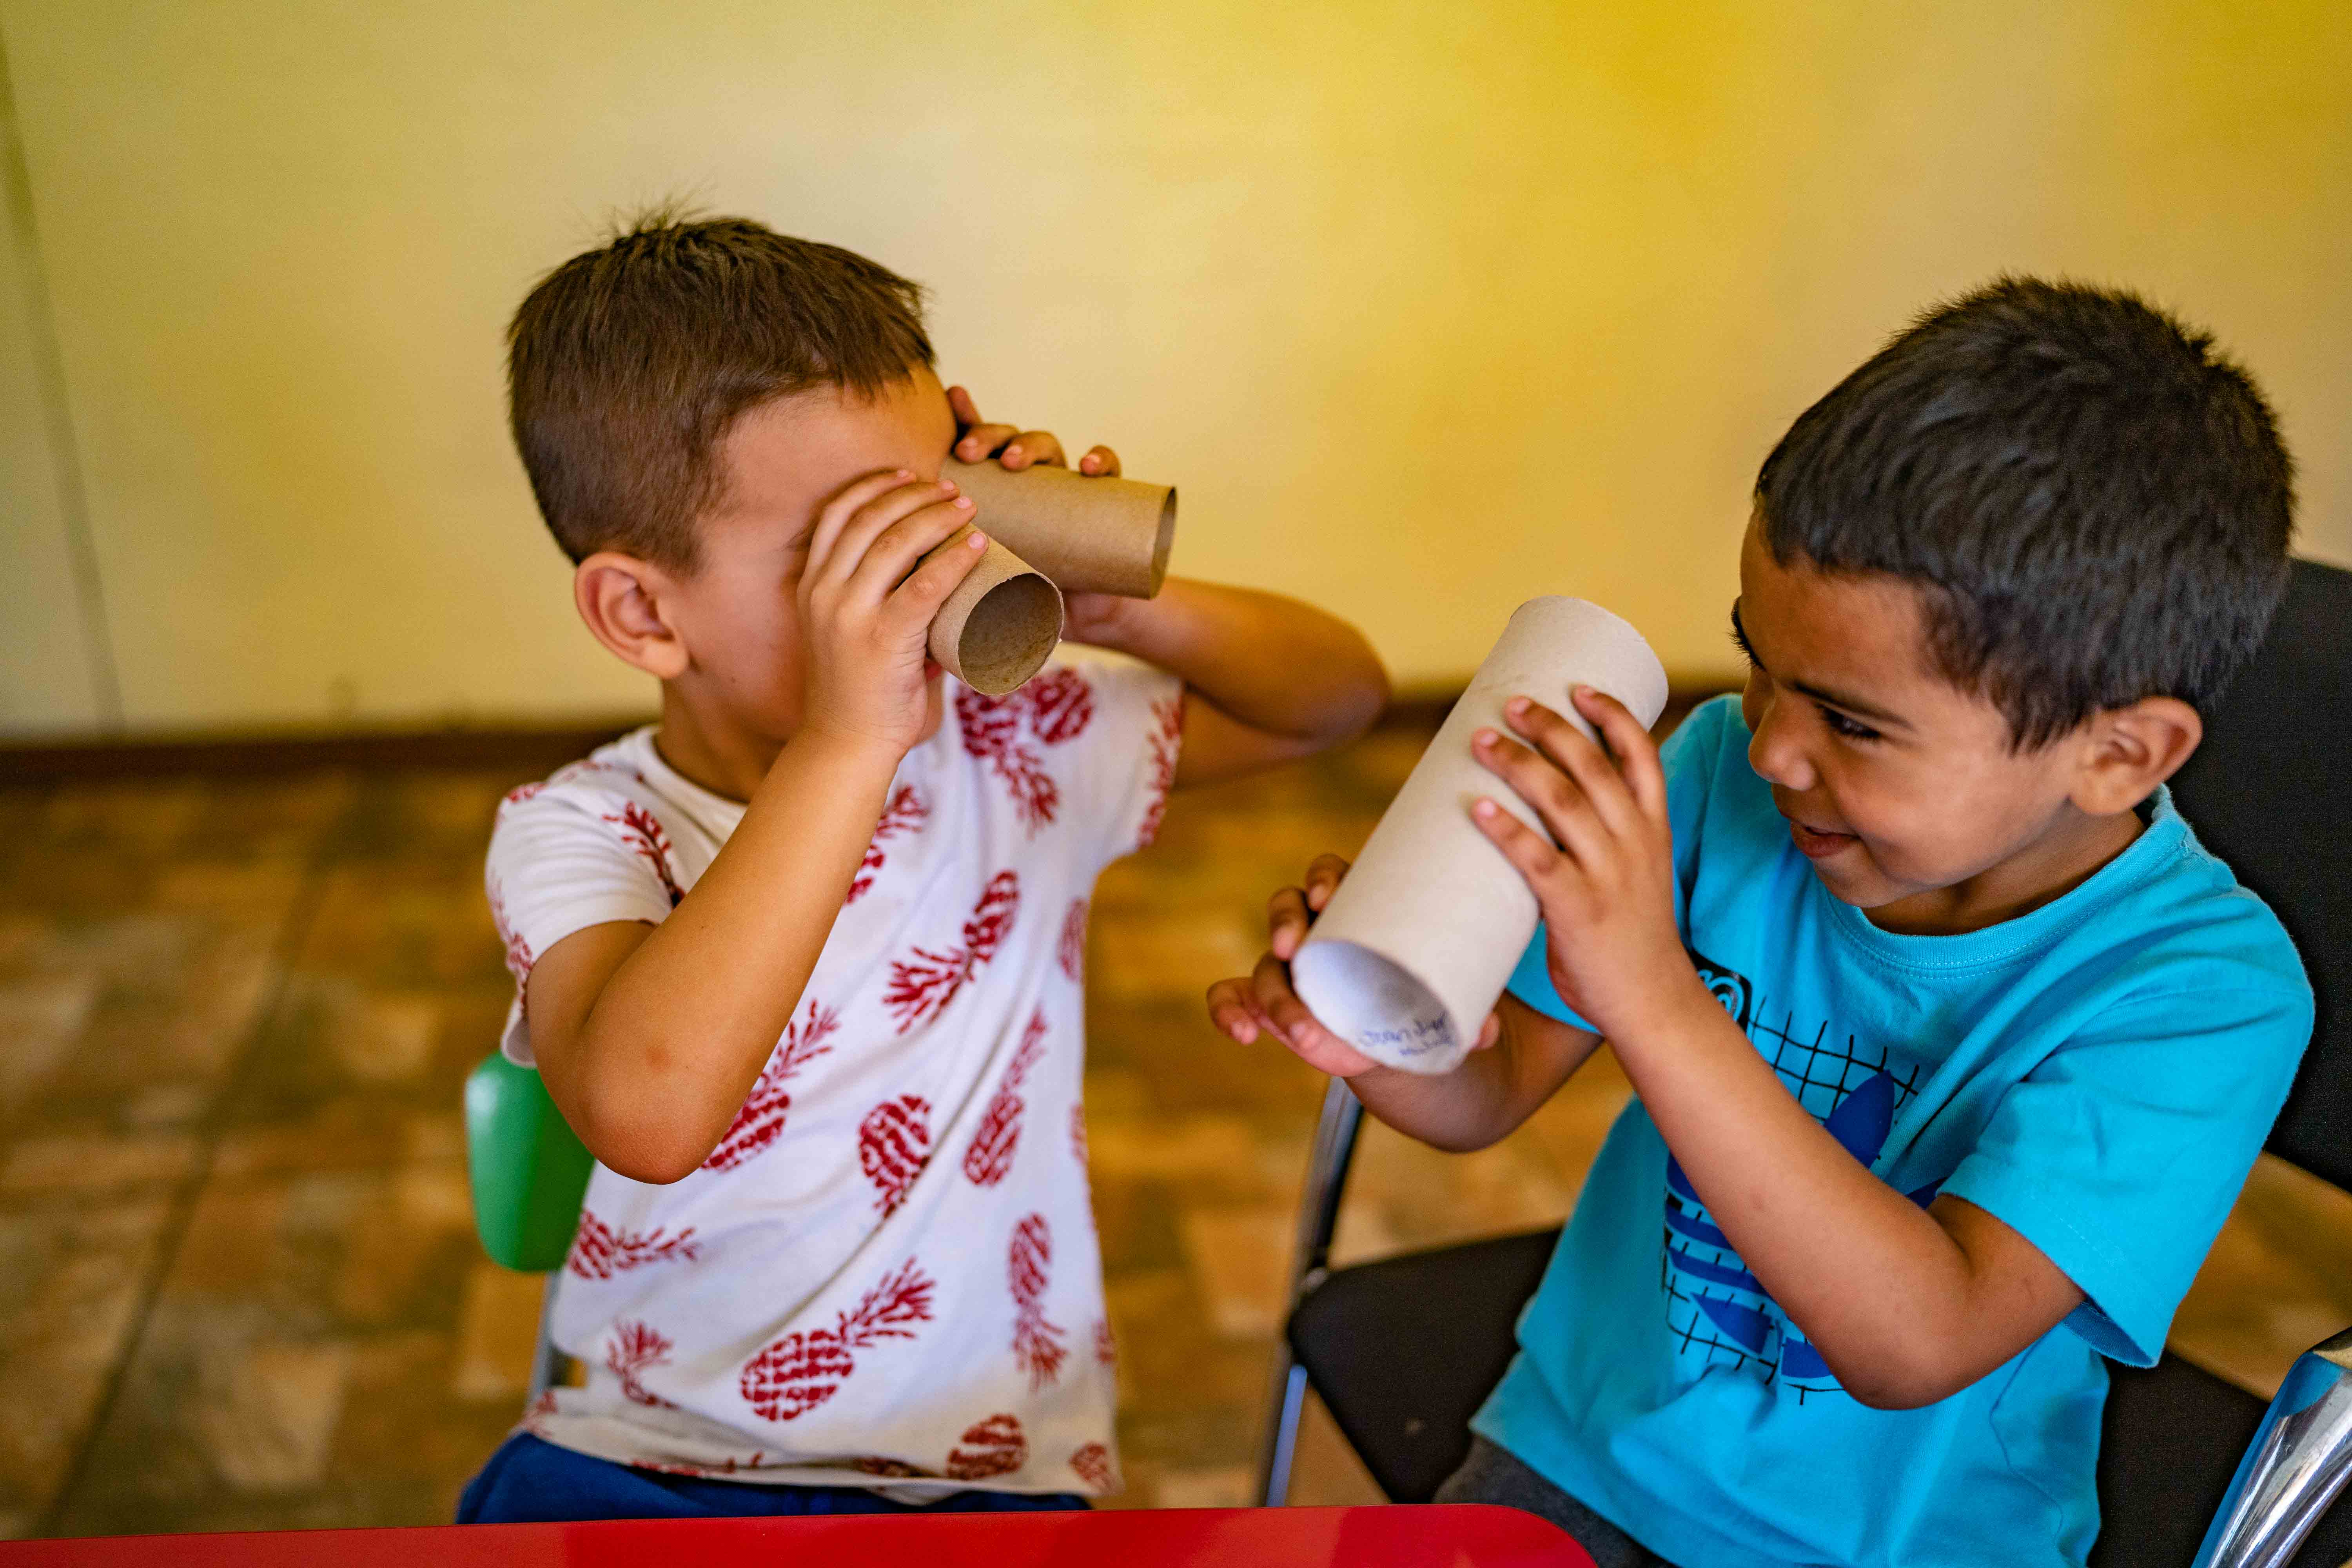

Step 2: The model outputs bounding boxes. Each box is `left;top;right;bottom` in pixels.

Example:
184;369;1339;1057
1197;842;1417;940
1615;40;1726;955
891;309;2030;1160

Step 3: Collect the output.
506;208;934;569
1756;276;2293;749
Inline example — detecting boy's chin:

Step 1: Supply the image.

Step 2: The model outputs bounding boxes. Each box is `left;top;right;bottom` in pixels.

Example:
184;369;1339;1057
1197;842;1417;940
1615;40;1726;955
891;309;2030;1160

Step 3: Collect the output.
1803;850;1896;909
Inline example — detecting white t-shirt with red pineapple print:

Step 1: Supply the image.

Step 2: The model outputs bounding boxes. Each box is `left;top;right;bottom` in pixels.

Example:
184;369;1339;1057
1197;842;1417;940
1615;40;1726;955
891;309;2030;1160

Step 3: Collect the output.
482;656;1184;1501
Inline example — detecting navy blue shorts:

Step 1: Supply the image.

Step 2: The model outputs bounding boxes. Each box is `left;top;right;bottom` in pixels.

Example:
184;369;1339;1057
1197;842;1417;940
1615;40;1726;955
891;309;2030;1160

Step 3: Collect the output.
457;1432;1090;1524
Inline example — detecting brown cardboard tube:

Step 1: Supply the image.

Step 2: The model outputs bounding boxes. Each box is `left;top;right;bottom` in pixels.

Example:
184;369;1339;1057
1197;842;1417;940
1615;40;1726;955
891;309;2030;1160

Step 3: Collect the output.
942;458;1176;599
926;526;1064;696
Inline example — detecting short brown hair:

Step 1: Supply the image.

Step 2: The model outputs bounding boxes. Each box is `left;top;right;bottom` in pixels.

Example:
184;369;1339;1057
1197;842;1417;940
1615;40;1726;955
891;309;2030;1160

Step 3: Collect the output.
506;209;934;568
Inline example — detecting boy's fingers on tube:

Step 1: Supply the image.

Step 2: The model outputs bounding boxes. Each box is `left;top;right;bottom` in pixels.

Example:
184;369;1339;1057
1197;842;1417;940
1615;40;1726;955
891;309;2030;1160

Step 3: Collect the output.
886;524;989;624
1206;977;1259;1042
1473;1012;1503;1053
1470;793;1570;892
946;384;984;427
1508;699;1638;837
848;495;977;604
1250;951;1321;1038
1578;686;1669;819
806;469;921;588
822;478;958;593
1474;728;1608;868
1077;445;1121;478
1304;853;1352;907
1266;885;1314;959
957;421;1020;461
998;430;1066;470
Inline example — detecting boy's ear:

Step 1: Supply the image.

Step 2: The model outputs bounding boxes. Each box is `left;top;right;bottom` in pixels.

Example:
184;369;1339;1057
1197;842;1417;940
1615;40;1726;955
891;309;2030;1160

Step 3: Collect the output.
573;552;691;680
2073;696;2203;816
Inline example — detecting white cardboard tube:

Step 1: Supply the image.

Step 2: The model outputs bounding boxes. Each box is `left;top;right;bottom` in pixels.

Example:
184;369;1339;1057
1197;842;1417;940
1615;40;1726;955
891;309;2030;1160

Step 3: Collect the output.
1291;597;1668;1075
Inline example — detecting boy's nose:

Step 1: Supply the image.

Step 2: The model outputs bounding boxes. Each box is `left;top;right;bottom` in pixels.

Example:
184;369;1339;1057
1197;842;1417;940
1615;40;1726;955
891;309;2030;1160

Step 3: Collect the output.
1747;700;1818;793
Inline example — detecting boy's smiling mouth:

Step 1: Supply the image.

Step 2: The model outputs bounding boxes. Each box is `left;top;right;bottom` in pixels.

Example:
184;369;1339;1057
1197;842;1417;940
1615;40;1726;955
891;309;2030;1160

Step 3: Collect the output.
1782;813;1859;860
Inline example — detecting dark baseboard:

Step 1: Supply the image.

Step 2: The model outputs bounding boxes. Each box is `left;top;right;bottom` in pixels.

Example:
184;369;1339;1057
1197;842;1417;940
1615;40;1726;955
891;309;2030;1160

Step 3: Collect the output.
0;680;1739;783
0;719;654;783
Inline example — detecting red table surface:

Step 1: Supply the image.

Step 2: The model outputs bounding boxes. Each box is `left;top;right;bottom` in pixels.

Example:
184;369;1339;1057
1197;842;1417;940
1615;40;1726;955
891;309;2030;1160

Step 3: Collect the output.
0;1505;1590;1566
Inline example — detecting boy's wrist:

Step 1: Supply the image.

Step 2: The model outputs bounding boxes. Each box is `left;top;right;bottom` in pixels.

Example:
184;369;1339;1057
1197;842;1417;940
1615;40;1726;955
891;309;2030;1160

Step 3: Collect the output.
768;719;908;790
1595;964;1729;1063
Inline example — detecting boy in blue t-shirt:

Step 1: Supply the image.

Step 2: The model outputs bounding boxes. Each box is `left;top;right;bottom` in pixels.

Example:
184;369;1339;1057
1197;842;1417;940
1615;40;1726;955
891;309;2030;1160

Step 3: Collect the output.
1210;278;2314;1567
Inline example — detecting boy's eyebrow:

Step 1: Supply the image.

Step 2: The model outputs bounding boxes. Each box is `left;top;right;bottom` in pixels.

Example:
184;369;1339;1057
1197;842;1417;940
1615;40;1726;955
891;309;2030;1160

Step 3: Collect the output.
1730;602;1914;731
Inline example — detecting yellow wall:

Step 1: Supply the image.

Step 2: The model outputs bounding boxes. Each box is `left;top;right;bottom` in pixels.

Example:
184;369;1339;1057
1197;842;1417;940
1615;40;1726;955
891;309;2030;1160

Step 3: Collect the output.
1;2;2347;735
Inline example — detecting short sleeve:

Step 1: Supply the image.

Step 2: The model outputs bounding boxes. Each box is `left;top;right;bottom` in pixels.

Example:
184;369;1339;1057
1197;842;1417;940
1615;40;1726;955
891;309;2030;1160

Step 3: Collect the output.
1506;695;1739;1032
1940;984;2311;1365
1031;655;1185;871
484;786;682;1065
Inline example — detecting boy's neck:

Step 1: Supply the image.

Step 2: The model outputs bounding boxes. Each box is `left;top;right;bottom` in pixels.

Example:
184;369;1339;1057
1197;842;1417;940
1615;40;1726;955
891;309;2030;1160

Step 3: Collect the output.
651;686;785;805
1865;803;2149;938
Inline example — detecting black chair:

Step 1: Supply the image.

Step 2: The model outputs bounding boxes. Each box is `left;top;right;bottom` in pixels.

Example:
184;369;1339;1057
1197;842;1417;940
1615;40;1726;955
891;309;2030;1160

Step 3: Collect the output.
1261;559;2352;1566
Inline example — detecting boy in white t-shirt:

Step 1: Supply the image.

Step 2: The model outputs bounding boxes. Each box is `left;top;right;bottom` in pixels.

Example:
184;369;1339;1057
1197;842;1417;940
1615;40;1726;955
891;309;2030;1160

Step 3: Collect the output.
458;213;1389;1522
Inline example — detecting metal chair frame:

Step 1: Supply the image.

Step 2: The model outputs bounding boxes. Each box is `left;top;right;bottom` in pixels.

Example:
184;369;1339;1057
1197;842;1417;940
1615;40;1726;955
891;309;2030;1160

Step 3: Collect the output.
1255;1076;2352;1567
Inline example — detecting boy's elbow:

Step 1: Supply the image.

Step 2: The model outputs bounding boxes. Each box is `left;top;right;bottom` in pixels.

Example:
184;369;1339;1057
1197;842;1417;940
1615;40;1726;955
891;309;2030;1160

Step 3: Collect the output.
1314;641;1391;745
597;1140;708;1187
569;1077;719;1186
1837;1352;1974;1411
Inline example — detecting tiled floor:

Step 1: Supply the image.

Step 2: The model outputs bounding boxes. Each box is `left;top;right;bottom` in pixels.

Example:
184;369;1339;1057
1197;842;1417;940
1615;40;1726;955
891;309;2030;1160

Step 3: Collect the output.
4;712;2350;1538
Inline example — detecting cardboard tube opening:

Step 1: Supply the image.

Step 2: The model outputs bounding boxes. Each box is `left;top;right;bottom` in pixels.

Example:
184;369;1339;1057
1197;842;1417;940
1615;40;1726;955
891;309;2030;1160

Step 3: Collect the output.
1147;488;1176;594
927;528;1064;696
955;572;1063;695
1290;941;1458;1066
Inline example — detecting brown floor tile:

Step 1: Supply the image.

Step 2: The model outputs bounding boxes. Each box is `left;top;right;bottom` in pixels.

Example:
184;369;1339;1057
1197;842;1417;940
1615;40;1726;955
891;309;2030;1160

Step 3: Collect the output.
0;1198;175;1534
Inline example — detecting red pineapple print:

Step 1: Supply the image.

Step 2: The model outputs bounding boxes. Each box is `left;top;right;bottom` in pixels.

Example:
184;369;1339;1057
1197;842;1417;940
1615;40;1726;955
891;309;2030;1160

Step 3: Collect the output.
740;1258;935;1422
1071;1102;1089;1169
501;780;546;809
1069;1442;1116;1491
1008;1212;1068;1388
603;801;685;906
956;687;1058;830
957;669;1093;833
882;871;1020;1032
1136;693;1185;849
566;1211;701;1279
704;999;841;1171
946;1414;1027;1481
604;1321;673;1406
488;880;535;987
847;785;929;905
1094;1318;1117;1367
858;1094;933;1216
962;1009;1048;1187
1025;666;1096;743
1057;898;1088;982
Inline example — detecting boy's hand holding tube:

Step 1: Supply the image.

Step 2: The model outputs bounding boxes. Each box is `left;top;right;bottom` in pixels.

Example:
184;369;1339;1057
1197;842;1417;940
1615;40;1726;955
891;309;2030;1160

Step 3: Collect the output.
1466;688;1710;1042
795;468;988;755
1209;853;1506;1078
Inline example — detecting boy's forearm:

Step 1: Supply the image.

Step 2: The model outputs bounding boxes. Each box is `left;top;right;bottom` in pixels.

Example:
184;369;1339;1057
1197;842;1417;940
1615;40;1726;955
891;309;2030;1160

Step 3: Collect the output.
1110;579;1387;742
1614;982;2069;1407
1347;1000;1598;1153
567;730;899;1180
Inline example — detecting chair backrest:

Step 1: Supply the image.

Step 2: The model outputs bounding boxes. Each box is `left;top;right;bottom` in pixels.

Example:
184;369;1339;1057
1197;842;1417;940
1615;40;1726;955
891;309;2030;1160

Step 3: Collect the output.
2168;558;2352;1191
464;1053;595;1272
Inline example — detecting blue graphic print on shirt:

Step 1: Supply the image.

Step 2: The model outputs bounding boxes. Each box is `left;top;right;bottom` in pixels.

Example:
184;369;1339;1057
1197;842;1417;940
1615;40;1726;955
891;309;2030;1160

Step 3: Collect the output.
1662;949;1942;1400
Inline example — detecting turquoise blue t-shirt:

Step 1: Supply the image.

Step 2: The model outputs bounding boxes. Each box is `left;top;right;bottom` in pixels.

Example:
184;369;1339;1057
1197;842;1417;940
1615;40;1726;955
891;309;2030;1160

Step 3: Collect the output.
1477;695;2312;1568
